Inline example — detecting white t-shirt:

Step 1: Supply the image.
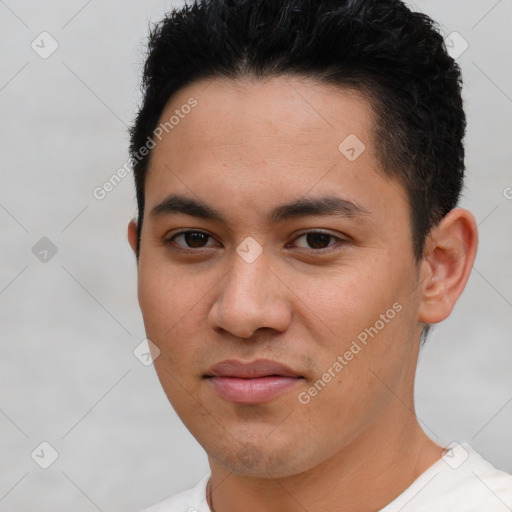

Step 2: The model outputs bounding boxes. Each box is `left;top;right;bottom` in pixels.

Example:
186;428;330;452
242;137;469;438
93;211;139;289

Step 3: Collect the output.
140;443;512;511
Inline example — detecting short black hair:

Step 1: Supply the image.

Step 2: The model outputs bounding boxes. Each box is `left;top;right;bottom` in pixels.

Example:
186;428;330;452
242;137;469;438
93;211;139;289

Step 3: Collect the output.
130;0;466;261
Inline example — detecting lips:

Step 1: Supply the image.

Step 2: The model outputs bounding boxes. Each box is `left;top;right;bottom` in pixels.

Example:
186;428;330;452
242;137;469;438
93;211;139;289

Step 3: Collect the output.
204;359;304;404
206;359;302;378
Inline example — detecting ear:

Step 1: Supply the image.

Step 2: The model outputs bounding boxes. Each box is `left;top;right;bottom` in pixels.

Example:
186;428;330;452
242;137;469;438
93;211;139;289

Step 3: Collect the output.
127;219;139;255
417;208;478;324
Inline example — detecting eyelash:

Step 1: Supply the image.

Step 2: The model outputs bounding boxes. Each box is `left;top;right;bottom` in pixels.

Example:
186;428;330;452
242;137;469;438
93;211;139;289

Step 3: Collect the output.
164;229;347;253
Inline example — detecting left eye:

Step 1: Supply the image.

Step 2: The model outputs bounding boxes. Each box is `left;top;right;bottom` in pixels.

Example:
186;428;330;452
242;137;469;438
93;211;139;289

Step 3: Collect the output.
291;232;341;250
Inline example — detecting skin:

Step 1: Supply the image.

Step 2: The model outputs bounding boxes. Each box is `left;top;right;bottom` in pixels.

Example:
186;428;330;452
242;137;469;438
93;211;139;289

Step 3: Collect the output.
128;76;478;511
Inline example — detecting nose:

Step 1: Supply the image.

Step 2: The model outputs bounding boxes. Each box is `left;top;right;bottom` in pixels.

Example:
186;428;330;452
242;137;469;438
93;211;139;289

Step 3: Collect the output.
207;251;292;339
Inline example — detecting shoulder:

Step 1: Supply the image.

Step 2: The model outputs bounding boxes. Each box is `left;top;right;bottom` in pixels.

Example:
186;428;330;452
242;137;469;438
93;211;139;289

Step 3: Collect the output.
382;443;512;511
434;443;512;506
139;474;211;512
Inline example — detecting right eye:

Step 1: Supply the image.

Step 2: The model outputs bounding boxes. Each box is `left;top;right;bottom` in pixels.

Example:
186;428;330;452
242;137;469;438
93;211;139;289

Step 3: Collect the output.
164;230;219;250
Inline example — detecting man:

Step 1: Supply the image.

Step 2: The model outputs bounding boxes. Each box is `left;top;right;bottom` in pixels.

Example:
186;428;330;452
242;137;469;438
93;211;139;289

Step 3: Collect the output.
127;0;512;510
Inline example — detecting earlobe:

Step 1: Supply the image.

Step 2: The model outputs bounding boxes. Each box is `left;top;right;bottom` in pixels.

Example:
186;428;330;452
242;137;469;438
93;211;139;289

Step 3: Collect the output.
127;219;139;255
418;208;478;325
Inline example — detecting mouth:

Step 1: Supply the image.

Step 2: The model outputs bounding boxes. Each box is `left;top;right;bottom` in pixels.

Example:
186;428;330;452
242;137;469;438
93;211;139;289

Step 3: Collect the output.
204;359;305;405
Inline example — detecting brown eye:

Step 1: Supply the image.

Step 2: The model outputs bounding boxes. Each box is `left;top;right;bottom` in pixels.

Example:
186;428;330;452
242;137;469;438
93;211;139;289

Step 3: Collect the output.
305;233;333;249
167;231;216;249
293;231;341;250
183;231;209;248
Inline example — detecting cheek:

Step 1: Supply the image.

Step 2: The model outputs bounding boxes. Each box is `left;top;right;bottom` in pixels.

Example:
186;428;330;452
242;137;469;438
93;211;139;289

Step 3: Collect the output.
136;258;216;381
137;264;206;406
291;257;419;405
137;258;203;334
294;309;417;451
291;257;411;341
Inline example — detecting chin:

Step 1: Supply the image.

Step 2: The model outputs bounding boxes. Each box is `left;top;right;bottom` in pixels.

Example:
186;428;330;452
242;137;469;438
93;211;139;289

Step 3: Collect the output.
206;435;325;479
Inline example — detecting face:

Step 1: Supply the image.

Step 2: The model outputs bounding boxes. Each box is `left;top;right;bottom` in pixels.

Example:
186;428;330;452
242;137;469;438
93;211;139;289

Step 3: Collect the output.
131;76;425;477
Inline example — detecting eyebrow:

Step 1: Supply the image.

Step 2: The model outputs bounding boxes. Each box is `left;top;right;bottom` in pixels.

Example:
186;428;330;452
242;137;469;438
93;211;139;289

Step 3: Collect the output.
149;194;372;225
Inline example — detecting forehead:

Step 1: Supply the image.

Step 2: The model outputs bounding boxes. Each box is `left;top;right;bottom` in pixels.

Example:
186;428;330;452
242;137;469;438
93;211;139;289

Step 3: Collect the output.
151;75;376;163
143;76;407;227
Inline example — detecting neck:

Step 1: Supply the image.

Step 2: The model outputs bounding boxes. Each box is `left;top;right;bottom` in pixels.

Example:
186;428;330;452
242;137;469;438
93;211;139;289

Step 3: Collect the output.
207;405;443;512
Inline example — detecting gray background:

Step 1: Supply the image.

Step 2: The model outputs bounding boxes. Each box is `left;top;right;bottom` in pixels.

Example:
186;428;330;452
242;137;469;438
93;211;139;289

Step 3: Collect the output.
1;0;511;510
